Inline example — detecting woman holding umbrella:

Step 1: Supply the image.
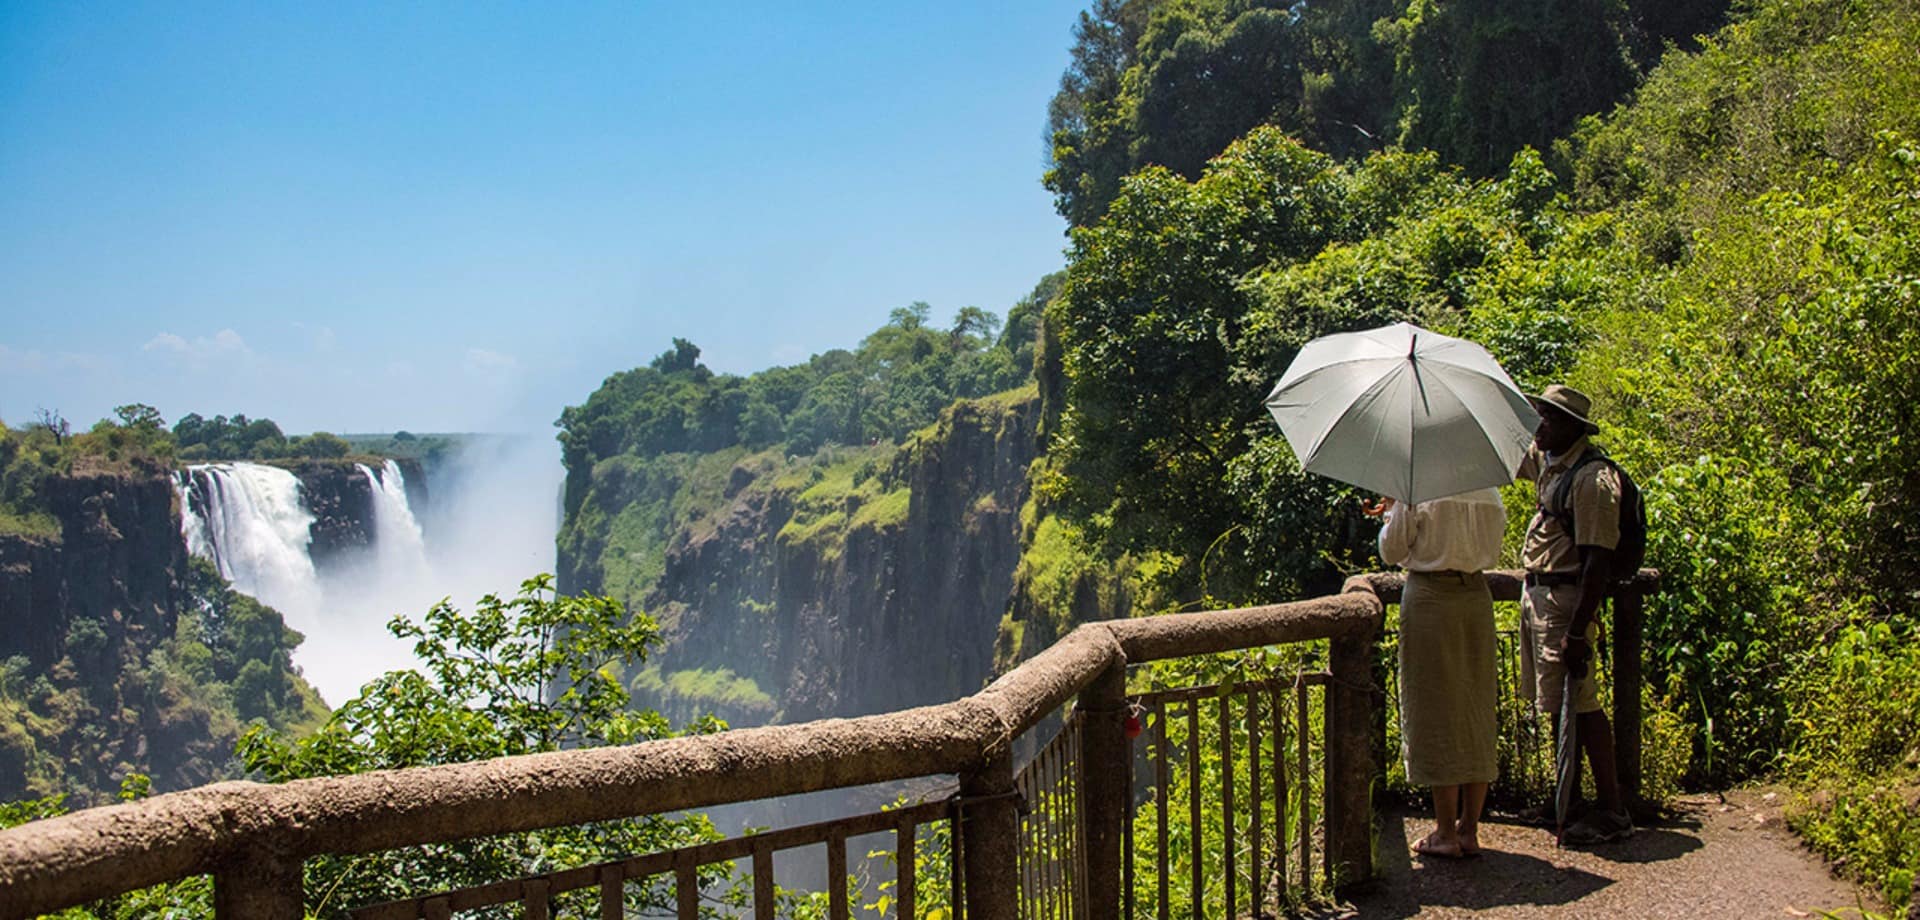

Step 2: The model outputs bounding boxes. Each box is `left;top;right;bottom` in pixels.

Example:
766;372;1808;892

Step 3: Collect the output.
1368;489;1506;858
1265;321;1538;859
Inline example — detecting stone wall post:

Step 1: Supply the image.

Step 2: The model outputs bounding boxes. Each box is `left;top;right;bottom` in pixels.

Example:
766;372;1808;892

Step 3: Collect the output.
1078;661;1128;919
213;844;303;920
1324;628;1380;890
959;751;1019;920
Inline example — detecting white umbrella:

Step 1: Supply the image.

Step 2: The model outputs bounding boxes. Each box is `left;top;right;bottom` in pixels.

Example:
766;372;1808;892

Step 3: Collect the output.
1263;322;1539;504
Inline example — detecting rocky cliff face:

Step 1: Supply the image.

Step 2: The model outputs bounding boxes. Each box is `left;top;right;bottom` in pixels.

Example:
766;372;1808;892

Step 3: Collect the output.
0;463;183;671
0;461;218;800
585;393;1040;726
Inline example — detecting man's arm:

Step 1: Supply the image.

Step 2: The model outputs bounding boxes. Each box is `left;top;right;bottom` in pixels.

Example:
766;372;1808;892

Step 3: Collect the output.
1561;544;1615;675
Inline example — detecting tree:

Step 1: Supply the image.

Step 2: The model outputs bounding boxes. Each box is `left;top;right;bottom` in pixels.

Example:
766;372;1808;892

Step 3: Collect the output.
948;306;1001;351
32;408;68;445
111;404;164;432
650;338;704;376
1049;128;1359;595
297;432;352;459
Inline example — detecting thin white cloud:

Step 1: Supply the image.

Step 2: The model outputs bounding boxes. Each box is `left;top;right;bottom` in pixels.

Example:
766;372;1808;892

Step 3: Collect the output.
0;343;48;373
465;348;519;373
0;344;108;374
292;321;337;352
143;329;253;367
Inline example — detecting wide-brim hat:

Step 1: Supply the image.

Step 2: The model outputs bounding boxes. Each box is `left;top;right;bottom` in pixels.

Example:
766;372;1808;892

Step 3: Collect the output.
1528;384;1601;434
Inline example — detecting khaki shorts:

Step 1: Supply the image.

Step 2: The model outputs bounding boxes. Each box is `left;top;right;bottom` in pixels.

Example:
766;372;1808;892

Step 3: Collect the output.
1520;582;1605;715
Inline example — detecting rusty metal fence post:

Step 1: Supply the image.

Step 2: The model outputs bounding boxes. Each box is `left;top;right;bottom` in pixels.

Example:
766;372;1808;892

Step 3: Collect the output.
1612;586;1645;810
1078;661;1127;919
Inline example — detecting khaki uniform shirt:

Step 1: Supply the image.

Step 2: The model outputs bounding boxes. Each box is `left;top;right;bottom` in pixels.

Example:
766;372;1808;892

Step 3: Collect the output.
1517;437;1621;574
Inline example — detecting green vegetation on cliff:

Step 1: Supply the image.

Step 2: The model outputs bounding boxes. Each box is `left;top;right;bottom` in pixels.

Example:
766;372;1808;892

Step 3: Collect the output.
0;557;325;806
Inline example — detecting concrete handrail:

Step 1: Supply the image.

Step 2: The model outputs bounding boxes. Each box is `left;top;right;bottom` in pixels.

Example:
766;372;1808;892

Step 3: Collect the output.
0;590;1384;919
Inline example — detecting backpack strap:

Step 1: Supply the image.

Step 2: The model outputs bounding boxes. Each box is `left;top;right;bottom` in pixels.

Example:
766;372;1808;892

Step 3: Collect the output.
1541;450;1615;535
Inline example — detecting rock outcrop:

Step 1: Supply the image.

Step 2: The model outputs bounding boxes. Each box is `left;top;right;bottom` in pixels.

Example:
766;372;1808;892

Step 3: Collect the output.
565;393;1040;727
0;463;183;671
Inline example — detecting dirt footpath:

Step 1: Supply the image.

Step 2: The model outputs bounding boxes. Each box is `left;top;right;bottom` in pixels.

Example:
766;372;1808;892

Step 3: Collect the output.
1317;789;1882;919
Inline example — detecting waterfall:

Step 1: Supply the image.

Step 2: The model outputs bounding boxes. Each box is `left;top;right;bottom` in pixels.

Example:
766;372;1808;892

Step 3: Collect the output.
177;463;323;617
173;443;561;706
358;460;429;580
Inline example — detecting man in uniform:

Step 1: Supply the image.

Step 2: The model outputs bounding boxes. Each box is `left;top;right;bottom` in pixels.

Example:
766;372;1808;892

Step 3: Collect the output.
1517;384;1634;845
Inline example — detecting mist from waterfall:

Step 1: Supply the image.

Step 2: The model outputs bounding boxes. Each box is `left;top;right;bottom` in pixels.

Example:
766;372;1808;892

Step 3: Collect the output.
178;438;563;706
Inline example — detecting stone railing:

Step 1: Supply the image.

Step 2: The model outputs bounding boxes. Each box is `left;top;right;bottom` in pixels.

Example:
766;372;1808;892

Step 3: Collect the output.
0;570;1654;918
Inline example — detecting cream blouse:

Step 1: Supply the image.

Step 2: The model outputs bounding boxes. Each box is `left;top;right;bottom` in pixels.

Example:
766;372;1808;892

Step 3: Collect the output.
1377;487;1506;574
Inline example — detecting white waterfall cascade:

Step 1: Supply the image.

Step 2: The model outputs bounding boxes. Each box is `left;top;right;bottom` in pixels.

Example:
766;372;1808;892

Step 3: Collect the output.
175;463;324;617
357;459;429;580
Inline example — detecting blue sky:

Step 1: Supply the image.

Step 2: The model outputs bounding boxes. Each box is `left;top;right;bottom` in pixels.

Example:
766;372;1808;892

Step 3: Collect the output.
0;1;1084;435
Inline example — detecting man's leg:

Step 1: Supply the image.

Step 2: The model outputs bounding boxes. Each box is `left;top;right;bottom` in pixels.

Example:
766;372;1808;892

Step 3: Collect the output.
1579;710;1622;814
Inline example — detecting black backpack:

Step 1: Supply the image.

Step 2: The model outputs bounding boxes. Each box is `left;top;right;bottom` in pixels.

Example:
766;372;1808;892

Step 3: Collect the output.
1543;451;1648;583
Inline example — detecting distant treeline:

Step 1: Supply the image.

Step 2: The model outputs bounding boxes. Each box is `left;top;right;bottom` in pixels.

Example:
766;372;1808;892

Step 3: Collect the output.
557;297;1044;491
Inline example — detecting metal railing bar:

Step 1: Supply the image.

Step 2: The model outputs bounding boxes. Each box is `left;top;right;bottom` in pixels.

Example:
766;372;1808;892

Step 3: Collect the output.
1185;703;1200;919
1122;709;1135;920
950;796;965;920
897;815;918;920
1249;691;1263;917
753;843;774;920
1220;692;1236;917
1294;682;1310;891
827;828;849;920
597;865;621;920
1268;684;1286;904
521;878;550;920
1154;700;1169;920
674;850;698;920
1051;729;1064;920
1075;716;1090;920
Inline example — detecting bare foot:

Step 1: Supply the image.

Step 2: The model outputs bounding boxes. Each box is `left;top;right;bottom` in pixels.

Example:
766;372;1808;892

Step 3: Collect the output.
1457;824;1482;856
1413;830;1466;859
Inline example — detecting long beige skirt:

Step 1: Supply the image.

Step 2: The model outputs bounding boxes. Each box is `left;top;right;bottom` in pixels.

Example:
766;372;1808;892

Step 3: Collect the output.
1398;570;1498;787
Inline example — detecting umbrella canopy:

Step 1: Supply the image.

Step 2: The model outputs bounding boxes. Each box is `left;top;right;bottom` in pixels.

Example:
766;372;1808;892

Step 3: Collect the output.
1263;322;1539;505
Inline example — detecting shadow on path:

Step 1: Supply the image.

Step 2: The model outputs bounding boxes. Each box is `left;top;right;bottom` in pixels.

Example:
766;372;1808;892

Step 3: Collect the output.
1317;792;1871;919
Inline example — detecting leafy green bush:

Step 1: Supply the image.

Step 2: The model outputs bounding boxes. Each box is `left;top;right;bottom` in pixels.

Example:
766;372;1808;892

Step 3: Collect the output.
234;575;735;916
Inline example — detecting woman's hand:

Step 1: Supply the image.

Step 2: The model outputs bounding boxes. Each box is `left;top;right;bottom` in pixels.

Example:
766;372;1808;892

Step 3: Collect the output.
1361;496;1395;518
